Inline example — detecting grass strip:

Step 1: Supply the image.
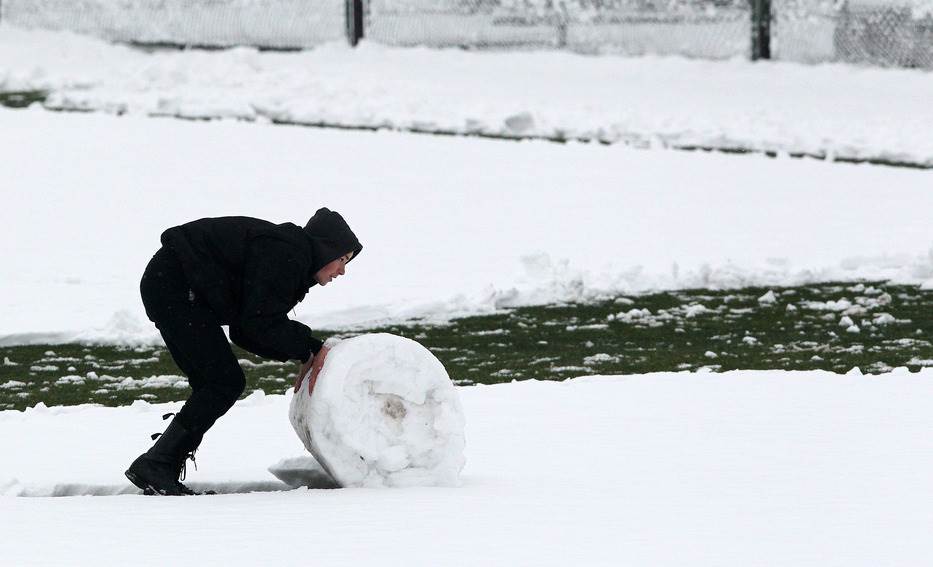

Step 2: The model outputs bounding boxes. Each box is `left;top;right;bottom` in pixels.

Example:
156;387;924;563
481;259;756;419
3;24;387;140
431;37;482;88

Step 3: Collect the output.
1;281;930;411
0;90;48;108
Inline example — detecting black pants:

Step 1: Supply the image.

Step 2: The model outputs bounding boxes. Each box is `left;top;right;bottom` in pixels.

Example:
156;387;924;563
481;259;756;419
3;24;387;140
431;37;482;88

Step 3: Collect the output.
140;247;245;435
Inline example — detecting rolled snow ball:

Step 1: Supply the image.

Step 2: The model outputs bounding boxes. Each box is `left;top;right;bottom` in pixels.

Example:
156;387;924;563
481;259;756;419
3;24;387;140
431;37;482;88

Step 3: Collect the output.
289;333;466;488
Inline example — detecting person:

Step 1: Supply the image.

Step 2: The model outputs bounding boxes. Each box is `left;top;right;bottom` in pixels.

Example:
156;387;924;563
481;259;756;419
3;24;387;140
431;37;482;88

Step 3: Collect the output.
125;208;362;495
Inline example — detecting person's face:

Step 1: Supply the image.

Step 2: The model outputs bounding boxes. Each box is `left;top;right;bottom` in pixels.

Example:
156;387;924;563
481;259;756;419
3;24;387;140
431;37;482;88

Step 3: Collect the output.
315;252;354;286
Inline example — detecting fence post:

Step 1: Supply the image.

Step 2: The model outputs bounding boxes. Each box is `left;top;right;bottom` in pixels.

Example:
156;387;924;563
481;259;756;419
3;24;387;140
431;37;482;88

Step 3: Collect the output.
555;4;568;49
346;0;364;47
750;0;772;60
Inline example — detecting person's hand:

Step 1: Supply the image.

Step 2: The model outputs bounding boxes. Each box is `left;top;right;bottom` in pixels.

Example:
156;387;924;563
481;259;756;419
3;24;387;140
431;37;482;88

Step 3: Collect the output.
307;346;329;396
294;356;314;393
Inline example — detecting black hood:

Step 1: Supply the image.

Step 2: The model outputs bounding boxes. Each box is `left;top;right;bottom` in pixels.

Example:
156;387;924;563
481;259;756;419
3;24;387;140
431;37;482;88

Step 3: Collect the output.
304;207;363;275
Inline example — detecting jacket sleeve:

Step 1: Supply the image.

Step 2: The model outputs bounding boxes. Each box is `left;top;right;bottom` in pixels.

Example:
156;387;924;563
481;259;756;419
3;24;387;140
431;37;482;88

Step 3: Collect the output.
229;325;293;361
233;237;324;363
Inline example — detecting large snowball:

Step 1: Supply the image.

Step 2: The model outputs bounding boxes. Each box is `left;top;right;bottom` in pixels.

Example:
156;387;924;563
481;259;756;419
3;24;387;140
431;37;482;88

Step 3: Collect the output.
288;333;466;488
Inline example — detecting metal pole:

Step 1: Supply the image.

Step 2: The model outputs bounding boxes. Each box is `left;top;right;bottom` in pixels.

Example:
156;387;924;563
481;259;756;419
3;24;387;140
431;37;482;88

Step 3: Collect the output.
750;0;772;60
555;3;568;49
556;16;567;49
346;0;364;47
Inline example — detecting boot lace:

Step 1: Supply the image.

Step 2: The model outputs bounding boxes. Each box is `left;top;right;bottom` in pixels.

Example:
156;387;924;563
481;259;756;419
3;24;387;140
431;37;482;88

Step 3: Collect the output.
179;449;198;481
149;412;199;490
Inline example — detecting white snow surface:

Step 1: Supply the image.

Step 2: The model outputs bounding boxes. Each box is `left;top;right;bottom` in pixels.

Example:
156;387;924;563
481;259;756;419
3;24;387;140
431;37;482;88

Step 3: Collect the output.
3;368;933;565
1;25;933;166
288;333;466;487
1;106;931;345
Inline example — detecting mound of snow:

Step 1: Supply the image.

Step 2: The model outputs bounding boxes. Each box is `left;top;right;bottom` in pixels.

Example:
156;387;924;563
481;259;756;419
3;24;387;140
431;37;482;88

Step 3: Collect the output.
288;333;466;488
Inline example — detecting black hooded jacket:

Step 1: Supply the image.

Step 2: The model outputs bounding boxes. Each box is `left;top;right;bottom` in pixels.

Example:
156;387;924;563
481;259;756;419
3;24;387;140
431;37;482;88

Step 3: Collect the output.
160;208;362;363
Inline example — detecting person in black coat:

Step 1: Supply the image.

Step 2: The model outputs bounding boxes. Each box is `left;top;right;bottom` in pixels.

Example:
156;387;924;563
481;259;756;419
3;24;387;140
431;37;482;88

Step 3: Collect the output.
125;208;362;495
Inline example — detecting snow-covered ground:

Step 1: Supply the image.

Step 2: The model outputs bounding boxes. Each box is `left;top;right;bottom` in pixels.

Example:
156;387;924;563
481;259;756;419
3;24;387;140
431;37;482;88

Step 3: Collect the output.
2;25;933;166
1;106;931;345
3;368;933;565
2;17;932;563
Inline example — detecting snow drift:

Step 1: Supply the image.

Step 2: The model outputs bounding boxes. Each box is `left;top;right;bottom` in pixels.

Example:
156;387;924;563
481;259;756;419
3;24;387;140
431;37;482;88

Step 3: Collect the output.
288;333;466;487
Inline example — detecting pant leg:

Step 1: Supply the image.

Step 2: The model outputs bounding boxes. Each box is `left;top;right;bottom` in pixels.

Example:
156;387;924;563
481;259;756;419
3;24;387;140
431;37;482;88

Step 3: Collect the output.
140;247;246;434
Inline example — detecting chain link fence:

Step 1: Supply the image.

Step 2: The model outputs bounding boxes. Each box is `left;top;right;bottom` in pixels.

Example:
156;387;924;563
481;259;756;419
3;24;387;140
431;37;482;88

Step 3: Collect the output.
834;0;933;67
0;0;345;48
773;0;933;67
366;0;750;58
1;0;931;67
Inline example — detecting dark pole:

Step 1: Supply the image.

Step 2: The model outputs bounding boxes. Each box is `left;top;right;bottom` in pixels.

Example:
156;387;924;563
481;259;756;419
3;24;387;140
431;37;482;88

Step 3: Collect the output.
750;0;771;60
346;0;364;47
555;5;568;49
556;16;567;49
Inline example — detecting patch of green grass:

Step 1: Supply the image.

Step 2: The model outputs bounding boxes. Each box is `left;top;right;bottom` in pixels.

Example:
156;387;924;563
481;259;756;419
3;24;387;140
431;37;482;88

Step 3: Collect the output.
0;342;297;411
0;90;48;109
373;281;931;384
1;282;930;411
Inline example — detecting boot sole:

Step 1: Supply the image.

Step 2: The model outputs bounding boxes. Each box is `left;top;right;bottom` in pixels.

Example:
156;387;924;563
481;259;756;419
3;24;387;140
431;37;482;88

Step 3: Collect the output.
125;469;178;496
126;469;208;496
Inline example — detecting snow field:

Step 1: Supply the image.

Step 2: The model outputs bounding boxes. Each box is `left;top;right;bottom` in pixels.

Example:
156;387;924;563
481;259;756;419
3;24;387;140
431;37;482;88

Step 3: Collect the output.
289;334;466;487
1;25;933;166
2;368;933;565
1;107;931;345
1;13;931;565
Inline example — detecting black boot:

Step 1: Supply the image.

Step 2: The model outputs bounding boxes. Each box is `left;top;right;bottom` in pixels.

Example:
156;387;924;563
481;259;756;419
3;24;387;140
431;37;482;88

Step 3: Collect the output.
173;430;204;496
126;416;200;496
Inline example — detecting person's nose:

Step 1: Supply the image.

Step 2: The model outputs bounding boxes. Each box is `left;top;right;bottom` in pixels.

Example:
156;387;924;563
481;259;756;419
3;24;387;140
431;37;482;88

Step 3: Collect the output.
337;264;346;276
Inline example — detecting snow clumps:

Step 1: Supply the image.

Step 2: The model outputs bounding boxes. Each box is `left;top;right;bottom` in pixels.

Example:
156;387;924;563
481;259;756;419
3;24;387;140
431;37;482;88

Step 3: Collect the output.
757;290;777;305
289;333;466;488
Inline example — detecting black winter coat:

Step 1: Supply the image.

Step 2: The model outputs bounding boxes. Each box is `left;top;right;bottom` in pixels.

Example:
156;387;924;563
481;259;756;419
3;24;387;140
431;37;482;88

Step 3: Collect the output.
160;208;362;363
